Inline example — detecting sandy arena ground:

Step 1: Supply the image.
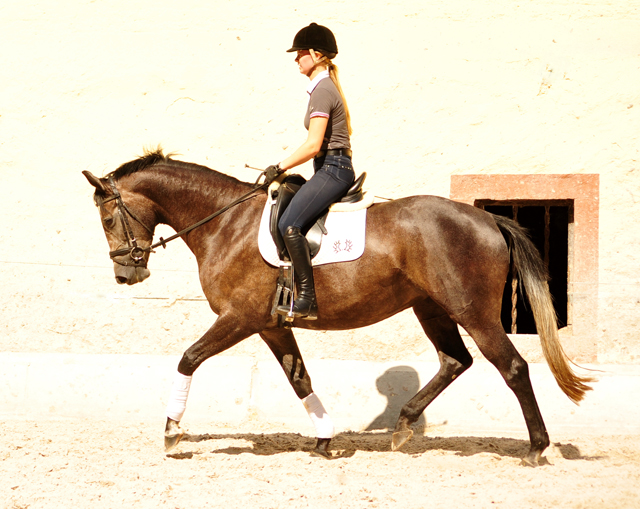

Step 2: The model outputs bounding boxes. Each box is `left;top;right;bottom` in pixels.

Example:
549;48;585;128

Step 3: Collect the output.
2;420;639;509
2;3;639;508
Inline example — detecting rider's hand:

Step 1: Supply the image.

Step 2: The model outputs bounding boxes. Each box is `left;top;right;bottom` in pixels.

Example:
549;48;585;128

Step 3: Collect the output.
264;164;284;185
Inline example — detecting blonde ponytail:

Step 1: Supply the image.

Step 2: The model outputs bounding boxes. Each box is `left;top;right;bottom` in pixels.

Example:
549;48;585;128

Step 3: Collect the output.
315;54;353;135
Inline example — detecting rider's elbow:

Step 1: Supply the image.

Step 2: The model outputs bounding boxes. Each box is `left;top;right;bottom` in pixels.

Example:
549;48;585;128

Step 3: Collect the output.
307;142;322;158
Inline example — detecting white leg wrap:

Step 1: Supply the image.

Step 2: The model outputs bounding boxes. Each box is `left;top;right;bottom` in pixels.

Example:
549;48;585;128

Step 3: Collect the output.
302;392;335;439
166;372;192;422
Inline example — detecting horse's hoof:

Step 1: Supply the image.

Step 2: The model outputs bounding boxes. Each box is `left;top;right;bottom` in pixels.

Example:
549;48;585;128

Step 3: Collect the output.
164;419;184;452
520;451;542;467
310;438;332;459
164;430;184;452
310;447;333;459
391;429;413;451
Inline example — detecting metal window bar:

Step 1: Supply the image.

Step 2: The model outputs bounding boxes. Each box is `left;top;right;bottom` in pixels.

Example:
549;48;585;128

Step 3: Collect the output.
544;205;550;269
511;205;518;334
510;204;552;334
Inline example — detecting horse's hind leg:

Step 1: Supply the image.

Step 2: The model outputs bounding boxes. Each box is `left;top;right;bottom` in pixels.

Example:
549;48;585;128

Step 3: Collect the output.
259;328;335;458
392;302;474;451
465;321;550;466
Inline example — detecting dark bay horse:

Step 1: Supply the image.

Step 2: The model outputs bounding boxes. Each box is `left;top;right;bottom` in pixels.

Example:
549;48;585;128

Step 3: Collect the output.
83;149;592;466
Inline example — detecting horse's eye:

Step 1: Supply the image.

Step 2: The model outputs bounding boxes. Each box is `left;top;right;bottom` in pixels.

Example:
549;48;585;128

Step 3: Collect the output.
103;216;115;228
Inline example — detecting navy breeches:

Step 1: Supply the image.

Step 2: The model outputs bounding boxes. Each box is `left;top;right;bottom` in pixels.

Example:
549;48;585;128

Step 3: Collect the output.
278;154;355;236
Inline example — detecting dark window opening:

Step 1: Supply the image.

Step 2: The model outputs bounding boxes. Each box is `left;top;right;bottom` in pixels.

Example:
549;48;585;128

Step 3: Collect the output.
475;200;572;334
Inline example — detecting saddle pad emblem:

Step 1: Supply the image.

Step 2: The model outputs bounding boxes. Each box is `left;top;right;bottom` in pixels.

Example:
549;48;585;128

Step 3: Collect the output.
258;196;367;267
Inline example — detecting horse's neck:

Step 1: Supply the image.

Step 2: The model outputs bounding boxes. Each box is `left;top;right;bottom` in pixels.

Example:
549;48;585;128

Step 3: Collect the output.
136;164;253;236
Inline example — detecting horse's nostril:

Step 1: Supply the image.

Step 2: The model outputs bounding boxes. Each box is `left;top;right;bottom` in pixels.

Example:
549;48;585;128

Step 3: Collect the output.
116;276;128;284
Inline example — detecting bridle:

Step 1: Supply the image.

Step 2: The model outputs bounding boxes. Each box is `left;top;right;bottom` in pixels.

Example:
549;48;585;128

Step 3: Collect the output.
99;177;155;268
99;175;268;269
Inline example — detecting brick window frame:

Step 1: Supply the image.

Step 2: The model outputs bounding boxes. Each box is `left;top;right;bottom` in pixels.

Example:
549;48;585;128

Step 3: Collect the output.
450;174;599;362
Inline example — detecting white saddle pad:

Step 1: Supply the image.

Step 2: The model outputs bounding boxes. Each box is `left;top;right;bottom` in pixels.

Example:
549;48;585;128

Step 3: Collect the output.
258;183;373;267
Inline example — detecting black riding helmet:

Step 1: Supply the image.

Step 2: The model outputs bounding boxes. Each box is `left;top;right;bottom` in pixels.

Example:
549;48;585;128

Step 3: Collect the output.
286;22;338;59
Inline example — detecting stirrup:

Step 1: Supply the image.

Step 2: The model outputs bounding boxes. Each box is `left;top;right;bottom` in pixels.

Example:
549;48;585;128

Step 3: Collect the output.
276;297;318;321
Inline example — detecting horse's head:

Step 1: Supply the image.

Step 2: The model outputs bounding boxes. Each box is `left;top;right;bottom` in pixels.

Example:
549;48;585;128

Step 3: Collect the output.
83;170;153;285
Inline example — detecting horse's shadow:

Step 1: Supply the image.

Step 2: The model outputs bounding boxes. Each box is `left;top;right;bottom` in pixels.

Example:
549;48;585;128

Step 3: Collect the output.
168;431;601;463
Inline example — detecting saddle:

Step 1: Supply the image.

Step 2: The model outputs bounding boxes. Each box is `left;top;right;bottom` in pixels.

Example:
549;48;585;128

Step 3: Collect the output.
264;172;367;327
269;172;367;261
266;172;366;327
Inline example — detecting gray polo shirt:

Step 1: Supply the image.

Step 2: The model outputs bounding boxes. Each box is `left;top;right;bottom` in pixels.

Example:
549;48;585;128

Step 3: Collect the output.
304;72;351;151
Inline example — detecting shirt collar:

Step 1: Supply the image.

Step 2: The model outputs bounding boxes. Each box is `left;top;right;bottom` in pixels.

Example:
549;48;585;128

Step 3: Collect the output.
307;70;330;95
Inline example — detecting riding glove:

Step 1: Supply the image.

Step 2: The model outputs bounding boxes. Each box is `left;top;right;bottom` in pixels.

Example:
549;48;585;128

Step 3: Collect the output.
264;164;283;185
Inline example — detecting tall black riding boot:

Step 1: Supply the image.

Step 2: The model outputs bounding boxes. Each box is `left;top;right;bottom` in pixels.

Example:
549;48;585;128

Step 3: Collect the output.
277;226;318;320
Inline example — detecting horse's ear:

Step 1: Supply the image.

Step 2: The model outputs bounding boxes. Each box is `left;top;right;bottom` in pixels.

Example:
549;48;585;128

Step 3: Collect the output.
83;170;108;194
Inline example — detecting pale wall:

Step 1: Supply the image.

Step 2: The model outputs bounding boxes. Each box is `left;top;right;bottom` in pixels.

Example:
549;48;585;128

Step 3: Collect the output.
1;0;639;364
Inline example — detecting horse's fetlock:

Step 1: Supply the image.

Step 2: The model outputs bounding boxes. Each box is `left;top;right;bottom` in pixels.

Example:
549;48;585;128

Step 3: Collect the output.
292;380;313;399
397;407;421;427
394;414;412;433
534;430;550;451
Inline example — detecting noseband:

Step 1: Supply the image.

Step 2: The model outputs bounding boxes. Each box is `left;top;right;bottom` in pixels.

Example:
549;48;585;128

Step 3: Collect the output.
99;175;268;269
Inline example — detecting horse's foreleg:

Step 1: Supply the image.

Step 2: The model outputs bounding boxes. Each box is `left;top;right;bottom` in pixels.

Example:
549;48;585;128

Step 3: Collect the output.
164;315;257;452
164;372;192;451
392;306;473;451
259;329;334;458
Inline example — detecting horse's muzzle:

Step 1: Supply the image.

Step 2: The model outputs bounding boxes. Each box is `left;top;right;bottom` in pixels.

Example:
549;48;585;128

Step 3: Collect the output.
114;264;151;285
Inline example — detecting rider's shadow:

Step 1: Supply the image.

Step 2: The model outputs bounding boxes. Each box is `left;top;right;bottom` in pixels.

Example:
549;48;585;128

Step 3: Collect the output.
365;366;426;432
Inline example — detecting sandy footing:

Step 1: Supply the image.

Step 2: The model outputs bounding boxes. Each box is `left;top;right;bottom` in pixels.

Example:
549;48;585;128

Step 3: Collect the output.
2;420;639;508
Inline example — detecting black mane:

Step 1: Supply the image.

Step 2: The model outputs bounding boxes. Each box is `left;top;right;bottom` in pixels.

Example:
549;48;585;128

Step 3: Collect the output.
107;148;171;181
99;147;250;196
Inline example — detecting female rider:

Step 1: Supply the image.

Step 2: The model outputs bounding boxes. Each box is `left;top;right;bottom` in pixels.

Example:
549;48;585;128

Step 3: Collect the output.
264;22;355;320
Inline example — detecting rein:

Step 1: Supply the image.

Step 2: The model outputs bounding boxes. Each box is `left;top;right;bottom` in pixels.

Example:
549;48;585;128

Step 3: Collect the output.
103;175;268;267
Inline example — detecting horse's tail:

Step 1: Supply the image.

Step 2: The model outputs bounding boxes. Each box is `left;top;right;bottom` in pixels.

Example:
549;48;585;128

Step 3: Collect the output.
491;214;594;404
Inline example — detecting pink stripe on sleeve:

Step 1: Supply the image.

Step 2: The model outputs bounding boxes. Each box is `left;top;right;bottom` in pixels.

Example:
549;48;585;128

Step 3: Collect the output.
310;112;330;119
